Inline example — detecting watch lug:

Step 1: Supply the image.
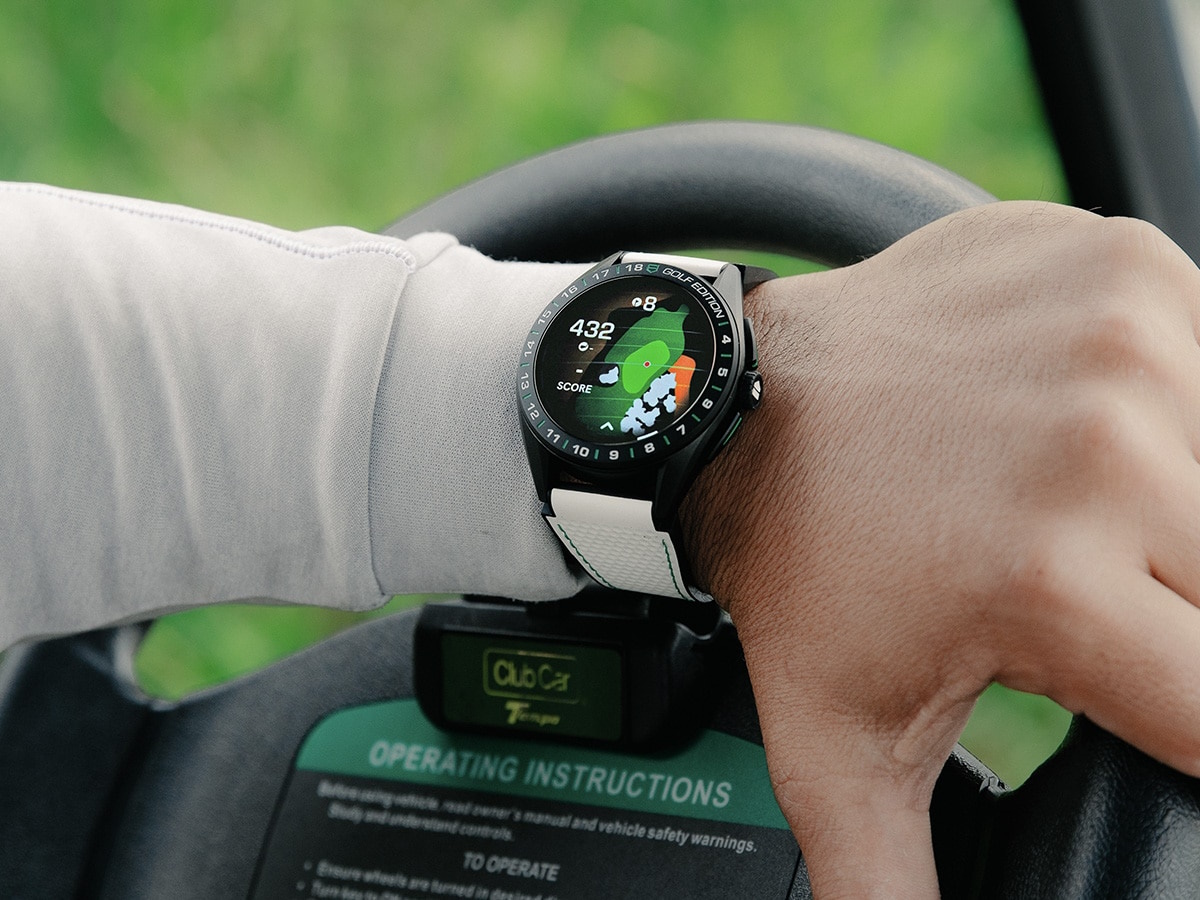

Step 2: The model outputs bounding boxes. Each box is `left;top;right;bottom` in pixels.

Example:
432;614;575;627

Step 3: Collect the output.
712;265;745;318
520;419;555;505
568;252;622;288
651;427;722;531
743;316;759;370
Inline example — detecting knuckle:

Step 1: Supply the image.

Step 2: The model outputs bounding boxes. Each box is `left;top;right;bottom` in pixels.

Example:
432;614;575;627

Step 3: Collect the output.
1096;216;1198;295
1072;304;1157;374
1048;217;1190;375
1097;216;1177;270
1054;391;1140;474
1058;215;1194;309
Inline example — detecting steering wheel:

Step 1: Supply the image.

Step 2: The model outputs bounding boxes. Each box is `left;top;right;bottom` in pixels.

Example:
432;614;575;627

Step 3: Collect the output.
0;122;1197;899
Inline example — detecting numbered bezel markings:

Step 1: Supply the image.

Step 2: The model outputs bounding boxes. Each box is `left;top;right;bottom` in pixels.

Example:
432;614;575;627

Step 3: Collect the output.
519;261;742;468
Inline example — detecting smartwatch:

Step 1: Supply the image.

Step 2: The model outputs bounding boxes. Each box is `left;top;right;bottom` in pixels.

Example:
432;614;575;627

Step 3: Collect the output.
518;251;773;601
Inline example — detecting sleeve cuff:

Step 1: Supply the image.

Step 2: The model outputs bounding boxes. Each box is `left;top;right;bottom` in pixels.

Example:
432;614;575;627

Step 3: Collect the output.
369;235;592;601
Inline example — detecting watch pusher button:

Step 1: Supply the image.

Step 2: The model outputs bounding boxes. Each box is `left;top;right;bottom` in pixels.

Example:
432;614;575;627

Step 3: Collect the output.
743;316;759;370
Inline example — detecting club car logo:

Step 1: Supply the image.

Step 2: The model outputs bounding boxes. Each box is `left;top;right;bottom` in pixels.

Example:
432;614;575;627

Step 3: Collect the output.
483;648;578;701
483;648;580;730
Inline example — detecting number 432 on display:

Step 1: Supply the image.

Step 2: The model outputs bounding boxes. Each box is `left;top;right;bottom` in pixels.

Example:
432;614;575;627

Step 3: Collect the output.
568;319;614;340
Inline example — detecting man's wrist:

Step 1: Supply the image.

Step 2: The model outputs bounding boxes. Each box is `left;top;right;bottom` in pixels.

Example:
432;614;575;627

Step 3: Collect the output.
678;272;829;614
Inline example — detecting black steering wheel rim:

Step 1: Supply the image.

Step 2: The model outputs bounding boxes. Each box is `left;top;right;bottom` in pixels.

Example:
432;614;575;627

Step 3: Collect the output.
384;120;993;265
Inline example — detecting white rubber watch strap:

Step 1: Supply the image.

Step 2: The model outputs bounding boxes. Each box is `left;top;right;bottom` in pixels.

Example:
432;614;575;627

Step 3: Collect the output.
545;488;710;602
536;251;734;603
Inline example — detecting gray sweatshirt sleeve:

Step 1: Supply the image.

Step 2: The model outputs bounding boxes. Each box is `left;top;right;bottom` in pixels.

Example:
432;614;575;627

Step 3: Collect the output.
0;183;588;649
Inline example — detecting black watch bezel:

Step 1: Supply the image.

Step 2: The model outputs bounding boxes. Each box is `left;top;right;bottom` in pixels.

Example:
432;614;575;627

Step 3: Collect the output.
518;257;745;471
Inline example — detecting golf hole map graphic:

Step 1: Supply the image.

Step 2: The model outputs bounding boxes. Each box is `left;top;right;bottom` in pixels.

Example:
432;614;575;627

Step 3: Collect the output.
577;303;695;439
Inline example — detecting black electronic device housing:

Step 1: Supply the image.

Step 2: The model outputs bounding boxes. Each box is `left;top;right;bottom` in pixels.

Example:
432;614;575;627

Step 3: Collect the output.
414;592;735;751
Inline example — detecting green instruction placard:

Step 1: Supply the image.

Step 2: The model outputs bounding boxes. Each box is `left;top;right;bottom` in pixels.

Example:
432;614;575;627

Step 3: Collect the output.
252;699;800;899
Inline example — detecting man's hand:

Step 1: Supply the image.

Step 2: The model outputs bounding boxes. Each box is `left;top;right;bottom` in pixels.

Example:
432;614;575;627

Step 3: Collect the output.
684;201;1200;898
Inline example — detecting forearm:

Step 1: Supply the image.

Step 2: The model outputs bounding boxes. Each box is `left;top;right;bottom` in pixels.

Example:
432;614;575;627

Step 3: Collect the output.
0;184;584;649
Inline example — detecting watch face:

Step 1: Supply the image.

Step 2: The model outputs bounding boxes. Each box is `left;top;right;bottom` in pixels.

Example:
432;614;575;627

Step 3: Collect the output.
520;260;740;467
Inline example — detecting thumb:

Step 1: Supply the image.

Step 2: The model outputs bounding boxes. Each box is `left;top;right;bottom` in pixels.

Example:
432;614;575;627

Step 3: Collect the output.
771;764;941;900
733;612;976;900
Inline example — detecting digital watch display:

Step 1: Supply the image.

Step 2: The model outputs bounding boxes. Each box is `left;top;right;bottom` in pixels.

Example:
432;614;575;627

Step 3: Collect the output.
520;262;741;467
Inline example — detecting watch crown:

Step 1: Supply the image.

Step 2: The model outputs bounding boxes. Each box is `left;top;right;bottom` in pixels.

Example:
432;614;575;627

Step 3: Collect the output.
739;371;764;410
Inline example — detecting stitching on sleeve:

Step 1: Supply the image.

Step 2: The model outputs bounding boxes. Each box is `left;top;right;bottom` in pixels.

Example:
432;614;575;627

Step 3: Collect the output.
0;182;418;271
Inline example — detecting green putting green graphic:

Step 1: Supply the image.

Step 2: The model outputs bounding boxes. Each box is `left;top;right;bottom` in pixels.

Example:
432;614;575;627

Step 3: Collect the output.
622;339;671;394
581;305;694;437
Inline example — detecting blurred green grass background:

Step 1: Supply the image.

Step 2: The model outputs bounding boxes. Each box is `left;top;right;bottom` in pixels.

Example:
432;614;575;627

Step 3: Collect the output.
0;0;1071;785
